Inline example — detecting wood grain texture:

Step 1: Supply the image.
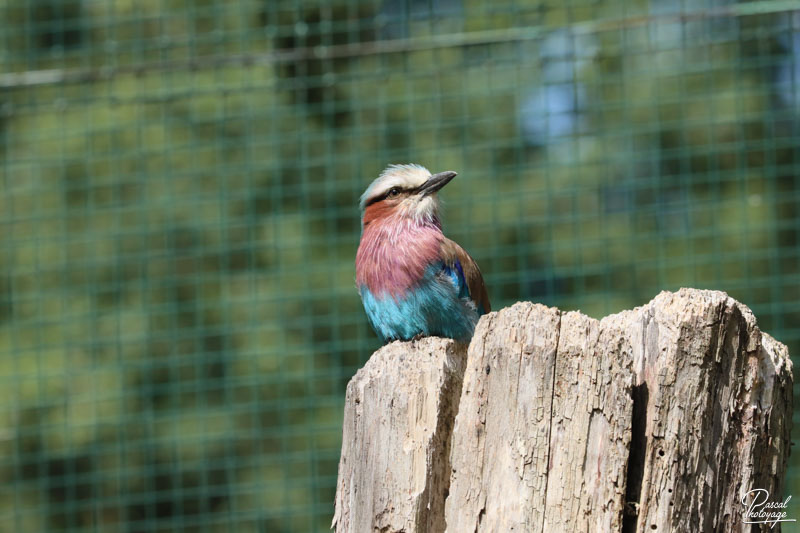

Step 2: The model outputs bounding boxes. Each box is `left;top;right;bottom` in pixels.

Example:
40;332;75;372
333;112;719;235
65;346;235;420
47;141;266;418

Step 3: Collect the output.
445;302;561;532
611;289;794;532
445;304;634;532
332;337;466;533
333;289;793;533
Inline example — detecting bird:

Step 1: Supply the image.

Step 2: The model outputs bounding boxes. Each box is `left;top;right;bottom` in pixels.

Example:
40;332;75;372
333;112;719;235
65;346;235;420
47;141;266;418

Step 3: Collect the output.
355;164;490;343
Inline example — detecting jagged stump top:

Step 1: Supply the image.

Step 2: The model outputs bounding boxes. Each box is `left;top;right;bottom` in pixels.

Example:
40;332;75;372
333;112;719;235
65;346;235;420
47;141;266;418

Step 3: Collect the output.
333;289;793;533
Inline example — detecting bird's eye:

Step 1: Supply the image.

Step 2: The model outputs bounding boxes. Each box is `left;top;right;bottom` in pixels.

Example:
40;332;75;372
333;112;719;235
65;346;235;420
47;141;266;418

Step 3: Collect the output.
387;187;401;197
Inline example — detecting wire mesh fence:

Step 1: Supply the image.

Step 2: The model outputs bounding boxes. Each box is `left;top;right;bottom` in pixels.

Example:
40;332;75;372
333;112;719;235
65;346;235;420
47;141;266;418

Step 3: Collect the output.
0;0;798;531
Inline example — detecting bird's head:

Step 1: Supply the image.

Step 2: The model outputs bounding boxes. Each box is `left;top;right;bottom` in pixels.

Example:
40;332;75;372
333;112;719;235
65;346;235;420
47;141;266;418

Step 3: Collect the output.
359;164;456;228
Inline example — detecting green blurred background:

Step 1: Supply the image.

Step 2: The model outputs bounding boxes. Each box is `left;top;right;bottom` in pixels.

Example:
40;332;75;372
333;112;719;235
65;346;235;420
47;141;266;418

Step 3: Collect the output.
0;0;798;531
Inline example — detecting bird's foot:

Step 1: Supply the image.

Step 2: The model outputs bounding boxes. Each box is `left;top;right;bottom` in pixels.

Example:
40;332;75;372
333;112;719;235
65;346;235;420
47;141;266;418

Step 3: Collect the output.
411;333;426;342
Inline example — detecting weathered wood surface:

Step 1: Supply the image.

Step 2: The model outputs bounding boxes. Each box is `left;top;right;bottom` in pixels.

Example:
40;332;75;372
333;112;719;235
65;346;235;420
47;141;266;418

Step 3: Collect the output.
614;290;794;532
333;289;793;532
331;337;466;533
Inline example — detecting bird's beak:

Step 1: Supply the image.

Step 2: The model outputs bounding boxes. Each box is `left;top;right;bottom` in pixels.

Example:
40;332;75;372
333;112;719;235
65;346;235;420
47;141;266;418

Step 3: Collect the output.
419;171;457;196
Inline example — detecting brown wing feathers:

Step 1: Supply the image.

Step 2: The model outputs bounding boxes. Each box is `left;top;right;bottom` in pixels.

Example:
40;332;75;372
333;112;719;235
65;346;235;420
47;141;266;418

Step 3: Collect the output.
440;238;491;314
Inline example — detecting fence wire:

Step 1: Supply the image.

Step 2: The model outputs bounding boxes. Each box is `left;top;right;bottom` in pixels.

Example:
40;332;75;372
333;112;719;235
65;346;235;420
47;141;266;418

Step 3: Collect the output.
0;0;799;531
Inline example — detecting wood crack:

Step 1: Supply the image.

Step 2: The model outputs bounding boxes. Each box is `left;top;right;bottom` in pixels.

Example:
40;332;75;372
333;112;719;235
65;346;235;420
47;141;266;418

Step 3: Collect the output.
540;309;562;533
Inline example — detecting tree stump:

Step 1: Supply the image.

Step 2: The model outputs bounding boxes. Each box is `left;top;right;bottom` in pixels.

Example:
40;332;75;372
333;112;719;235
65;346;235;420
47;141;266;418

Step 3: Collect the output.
332;289;793;532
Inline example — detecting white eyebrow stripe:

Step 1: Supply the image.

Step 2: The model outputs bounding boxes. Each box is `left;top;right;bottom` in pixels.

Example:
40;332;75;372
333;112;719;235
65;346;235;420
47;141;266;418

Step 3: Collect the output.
359;164;431;210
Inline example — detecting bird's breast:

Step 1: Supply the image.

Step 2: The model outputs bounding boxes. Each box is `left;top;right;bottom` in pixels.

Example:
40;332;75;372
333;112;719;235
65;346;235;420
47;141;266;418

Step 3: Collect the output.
356;221;443;297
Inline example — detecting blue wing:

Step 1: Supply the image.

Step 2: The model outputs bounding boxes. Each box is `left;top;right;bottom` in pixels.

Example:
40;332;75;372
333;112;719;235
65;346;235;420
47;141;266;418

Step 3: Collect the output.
439;239;490;315
442;259;470;300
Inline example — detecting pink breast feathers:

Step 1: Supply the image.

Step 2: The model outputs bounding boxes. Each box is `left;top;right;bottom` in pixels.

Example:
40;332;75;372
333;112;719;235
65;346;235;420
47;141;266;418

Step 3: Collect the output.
355;216;443;298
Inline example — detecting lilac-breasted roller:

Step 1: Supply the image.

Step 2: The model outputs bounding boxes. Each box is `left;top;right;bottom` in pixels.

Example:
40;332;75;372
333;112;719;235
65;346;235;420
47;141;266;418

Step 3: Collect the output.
355;164;490;343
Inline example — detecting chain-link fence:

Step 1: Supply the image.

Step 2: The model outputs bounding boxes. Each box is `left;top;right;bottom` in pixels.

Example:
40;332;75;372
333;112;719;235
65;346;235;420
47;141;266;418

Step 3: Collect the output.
0;0;798;531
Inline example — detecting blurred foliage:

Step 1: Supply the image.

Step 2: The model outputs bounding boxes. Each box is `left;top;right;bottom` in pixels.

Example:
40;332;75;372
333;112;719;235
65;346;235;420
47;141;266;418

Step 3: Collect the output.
0;0;798;531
